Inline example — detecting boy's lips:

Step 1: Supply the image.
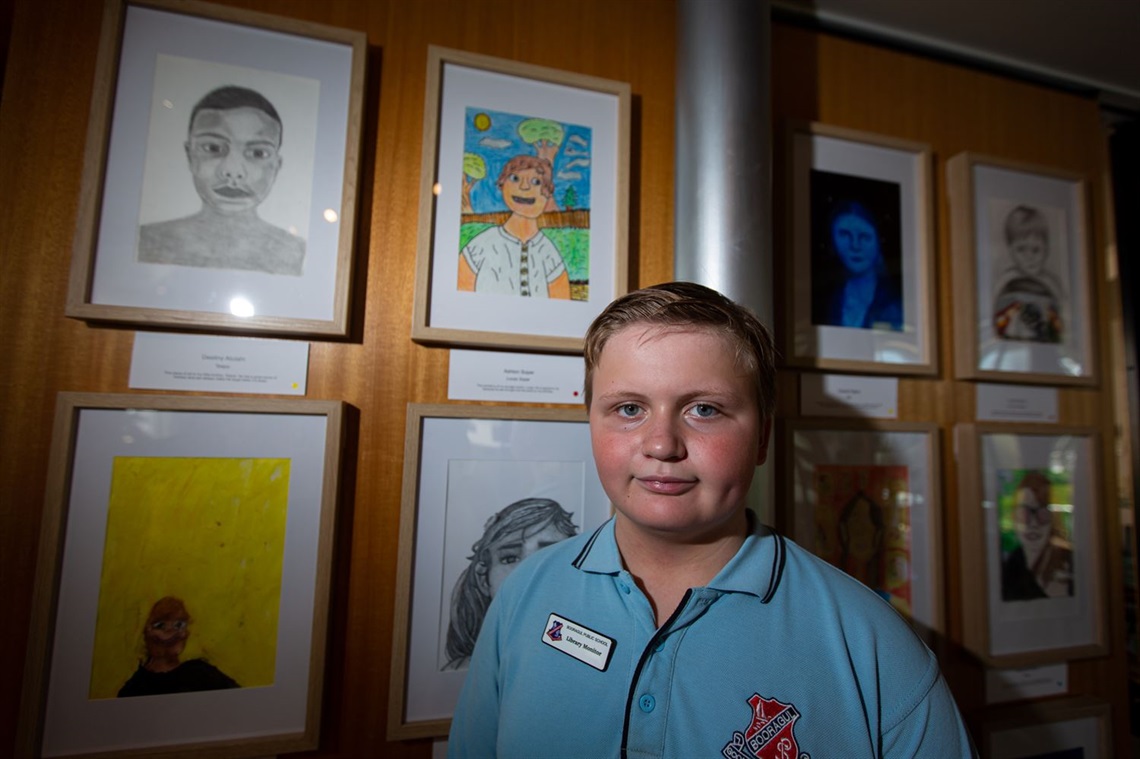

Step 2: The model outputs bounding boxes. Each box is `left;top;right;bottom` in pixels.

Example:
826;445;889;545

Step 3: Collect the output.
511;195;536;205
635;475;696;495
214;185;253;198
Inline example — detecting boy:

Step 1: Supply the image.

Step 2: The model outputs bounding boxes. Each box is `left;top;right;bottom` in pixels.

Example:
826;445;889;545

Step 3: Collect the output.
458;155;571;299
449;282;974;757
992;204;1063;342
139;85;306;276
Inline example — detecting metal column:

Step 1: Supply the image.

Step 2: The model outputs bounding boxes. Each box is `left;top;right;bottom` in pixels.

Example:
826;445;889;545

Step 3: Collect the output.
674;0;772;325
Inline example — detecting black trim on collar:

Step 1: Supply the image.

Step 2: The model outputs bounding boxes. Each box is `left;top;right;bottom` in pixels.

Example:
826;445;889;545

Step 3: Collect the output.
761;533;786;604
572;522;608;568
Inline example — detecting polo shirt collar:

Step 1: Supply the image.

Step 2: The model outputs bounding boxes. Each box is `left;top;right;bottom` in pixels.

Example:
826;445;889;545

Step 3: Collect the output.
571;514;783;602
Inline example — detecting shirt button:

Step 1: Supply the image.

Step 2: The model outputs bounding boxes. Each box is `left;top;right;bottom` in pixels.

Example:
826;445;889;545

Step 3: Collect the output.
619;583;631;594
654;641;665;652
639;694;655;713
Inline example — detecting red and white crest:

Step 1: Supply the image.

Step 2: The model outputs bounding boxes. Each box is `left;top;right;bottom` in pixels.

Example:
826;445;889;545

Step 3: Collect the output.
721;693;807;759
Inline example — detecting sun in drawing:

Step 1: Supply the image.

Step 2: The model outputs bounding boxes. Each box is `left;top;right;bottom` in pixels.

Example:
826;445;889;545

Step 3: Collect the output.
473;112;491;131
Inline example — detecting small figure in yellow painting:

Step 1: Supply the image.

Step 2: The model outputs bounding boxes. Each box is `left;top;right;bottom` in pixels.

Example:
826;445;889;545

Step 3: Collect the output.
117;596;239;698
458;155;571;299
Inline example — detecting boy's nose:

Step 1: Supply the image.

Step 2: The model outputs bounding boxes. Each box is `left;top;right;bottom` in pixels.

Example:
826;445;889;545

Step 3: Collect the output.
219;153;247;180
641;415;685;460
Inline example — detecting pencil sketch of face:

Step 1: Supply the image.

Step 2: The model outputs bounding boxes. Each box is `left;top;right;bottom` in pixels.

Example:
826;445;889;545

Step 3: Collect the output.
186;105;282;215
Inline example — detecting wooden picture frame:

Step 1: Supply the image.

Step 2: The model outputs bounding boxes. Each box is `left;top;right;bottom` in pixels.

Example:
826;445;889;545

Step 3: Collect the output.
785;122;937;375
955;423;1106;667
18;393;345;758
947;153;1096;384
782;419;944;632
388;403;610;739
981;696;1111;758
411;46;631;353
66;0;366;337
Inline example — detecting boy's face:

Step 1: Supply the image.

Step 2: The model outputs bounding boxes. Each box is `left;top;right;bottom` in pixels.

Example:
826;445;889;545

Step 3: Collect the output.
185;106;283;215
500;168;548;220
144;609;189;661
1010;233;1047;275
588;325;770;543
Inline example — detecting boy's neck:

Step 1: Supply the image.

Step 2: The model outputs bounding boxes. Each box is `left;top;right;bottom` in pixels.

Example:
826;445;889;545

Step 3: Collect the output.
614;512;748;627
503;214;540;242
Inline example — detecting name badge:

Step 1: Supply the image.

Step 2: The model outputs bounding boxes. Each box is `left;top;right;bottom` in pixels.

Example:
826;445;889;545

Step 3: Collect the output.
541;613;614;672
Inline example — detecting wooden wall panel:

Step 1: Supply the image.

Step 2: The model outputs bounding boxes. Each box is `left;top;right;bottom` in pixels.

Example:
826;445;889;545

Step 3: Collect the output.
0;2;1127;756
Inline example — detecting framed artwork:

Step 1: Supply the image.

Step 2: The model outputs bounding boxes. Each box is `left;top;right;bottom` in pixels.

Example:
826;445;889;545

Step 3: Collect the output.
411;46;631;353
388;404;611;739
17;393;345;758
955;423;1106;667
981;697;1111;758
783;419;943;631
947;153;1095;384
785;122;936;375
66;0;366;337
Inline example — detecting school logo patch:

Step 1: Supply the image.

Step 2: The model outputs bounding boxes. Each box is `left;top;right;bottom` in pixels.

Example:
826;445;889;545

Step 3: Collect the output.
721;693;809;759
545;619;563;641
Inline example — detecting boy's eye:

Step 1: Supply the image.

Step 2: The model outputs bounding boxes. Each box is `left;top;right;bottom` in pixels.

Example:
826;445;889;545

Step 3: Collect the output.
244;145;277;161
498;554;520;565
195;140;227;156
616;403;642;418
690;403;719;418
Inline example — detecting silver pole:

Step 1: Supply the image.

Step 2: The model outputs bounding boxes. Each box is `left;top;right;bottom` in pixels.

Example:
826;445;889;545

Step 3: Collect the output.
674;0;773;326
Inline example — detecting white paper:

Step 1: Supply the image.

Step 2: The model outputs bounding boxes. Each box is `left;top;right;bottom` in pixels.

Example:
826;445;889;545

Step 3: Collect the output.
130;332;308;394
800;374;899;418
985;663;1068;704
976;383;1058;423
448;349;584;403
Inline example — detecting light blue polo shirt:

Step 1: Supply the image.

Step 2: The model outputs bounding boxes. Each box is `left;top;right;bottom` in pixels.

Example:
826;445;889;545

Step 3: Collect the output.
449;516;975;758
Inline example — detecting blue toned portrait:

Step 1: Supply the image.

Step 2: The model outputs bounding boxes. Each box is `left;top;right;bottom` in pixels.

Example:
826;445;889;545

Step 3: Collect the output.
809;170;904;332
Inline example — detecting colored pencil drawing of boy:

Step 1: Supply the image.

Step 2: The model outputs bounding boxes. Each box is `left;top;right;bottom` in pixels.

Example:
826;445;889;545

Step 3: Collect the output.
458;155;571;298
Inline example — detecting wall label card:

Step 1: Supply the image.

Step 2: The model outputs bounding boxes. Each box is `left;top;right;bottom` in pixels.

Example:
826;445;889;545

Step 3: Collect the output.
130;332;309;394
976;383;1058;422
800;374;899;418
448;349;584;403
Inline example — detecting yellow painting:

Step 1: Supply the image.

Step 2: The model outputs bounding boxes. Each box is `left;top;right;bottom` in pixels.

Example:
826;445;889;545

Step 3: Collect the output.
88;457;290;699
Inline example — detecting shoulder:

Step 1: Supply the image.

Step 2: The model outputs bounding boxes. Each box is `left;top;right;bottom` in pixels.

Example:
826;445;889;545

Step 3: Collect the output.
779;537;928;645
263;222;305;253
138;217;201;259
779;540;957;729
465;225;505;248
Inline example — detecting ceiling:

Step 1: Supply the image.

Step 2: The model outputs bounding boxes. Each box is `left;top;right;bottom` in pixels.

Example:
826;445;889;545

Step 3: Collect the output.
776;0;1140;113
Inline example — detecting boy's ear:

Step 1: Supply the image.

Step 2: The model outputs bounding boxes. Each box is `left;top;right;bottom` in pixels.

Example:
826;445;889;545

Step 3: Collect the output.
756;417;773;466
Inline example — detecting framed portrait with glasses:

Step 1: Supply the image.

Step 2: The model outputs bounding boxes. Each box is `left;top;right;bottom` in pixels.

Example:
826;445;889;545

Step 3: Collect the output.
955;423;1106;667
17;393;345;758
